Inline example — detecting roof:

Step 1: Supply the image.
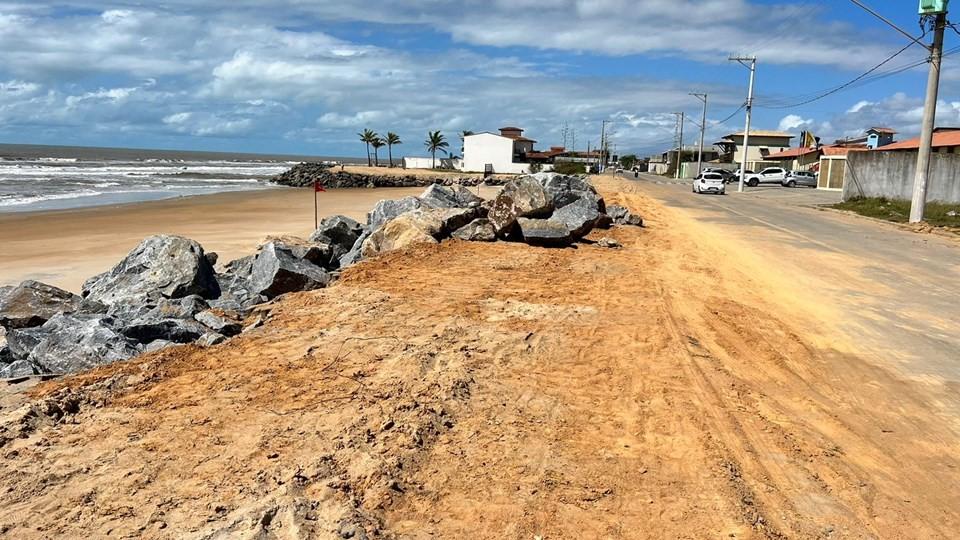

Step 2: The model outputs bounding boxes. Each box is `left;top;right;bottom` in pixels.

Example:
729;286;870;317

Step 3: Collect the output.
822;145;868;156
499;126;522;131
878;128;960;151
510;136;537;143
724;130;794;139
869;127;897;134
764;147;820;160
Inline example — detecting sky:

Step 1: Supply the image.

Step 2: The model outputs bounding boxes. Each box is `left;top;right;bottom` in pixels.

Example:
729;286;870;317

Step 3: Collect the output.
0;0;958;158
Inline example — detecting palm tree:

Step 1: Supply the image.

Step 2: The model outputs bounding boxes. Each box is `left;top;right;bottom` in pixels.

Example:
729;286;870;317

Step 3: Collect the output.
424;130;449;169
459;130;474;154
371;137;385;166
385;132;402;167
358;129;378;166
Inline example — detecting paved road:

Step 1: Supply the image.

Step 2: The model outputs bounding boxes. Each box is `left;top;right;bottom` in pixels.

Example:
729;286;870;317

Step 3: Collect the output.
620;171;960;386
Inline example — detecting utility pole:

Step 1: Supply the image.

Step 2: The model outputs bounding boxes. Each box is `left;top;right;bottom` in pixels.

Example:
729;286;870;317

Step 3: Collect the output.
730;56;756;192
691;93;708;176
599;120;611;173
673;112;685;179
910;11;947;223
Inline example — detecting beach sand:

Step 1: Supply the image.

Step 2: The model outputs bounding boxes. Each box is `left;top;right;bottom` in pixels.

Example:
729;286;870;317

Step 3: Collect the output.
0;184;497;293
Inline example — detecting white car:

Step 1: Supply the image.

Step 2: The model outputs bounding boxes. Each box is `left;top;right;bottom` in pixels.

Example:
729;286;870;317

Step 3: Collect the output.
745;167;789;187
692;172;726;195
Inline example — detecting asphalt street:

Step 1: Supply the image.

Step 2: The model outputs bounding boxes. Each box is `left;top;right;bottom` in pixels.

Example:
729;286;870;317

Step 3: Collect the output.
622;171;960;387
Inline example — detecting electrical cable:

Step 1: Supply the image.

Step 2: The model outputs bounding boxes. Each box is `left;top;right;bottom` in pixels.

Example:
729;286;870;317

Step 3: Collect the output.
756;41;918;109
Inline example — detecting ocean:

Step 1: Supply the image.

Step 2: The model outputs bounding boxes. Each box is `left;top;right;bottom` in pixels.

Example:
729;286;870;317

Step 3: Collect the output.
0;143;357;213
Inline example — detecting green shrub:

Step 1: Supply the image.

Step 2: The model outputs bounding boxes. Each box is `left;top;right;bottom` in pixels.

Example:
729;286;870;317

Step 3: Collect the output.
552;161;587;175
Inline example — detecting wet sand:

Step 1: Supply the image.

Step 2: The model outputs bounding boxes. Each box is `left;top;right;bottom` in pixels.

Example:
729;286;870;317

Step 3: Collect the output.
0;185;494;293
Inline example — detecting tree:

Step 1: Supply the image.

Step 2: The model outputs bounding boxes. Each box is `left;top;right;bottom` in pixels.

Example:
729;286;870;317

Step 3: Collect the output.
459;130;474;154
358;129;378;166
619;154;638;170
371;137;385;166
424;130;449;169
385;132;402;167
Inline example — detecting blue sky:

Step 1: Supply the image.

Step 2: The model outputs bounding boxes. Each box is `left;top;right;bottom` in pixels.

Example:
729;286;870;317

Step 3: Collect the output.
0;0;957;157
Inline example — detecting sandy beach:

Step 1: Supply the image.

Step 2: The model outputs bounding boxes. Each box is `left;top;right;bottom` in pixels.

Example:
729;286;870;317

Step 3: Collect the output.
0;184;497;293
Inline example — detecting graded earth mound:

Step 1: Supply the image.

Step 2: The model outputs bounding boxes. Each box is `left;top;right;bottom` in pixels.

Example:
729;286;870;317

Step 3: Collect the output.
0;177;958;539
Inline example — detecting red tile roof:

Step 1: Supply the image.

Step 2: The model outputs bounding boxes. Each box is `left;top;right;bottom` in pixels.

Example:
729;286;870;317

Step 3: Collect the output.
764;147;820;160
499;126;522;131
511;136;537;143
823;145;868;156
878;128;960;151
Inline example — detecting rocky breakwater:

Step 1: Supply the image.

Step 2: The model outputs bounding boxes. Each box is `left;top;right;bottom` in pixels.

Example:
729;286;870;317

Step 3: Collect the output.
0;173;641;379
270;162;505;188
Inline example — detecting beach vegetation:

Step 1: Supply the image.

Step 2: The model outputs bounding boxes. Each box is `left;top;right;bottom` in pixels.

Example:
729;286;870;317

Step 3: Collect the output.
424;131;449;169
386;132;402;167
371;137;385;166
358;129;379;167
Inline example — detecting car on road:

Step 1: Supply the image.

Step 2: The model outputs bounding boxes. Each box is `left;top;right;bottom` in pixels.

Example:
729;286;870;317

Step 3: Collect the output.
730;169;755;183
704;168;736;183
782;170;817;188
692;172;726;195
745;167;789;187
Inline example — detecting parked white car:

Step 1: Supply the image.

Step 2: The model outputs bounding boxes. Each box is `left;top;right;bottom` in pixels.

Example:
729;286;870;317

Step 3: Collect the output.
745;167;789;187
692;172;726;195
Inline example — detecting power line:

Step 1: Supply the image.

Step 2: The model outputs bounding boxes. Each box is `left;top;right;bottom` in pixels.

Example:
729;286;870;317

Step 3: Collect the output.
755;41;918;109
715;104;746;125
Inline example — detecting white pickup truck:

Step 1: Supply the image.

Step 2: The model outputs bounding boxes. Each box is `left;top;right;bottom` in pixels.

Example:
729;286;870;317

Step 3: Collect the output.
745;167;789;187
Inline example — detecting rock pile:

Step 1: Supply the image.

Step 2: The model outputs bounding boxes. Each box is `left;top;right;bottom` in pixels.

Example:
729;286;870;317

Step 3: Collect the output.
270;164;506;189
0;174;642;379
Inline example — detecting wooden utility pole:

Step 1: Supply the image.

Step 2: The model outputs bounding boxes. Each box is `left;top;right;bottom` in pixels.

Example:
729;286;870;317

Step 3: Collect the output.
910;12;947;223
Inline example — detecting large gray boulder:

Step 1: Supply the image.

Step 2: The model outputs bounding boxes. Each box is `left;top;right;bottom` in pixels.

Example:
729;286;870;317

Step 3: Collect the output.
452;218;497;242
308;215;366;267
0;280;82;330
419;184;483;209
27;314;141;374
533;173;601;210
549;193;602;240
248;241;331;299
0;327;10;363
338;229;371;269
194;310;242;337
82;235;220;306
0;360;36;379
361;211;441;258
517;217;573;246
5;326;47;360
367;196;422;231
605;204;644;227
120;317;209;345
488;176;553;237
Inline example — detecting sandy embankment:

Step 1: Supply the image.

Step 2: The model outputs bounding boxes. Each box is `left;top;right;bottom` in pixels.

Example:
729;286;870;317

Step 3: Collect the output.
0;183;497;292
1;175;957;538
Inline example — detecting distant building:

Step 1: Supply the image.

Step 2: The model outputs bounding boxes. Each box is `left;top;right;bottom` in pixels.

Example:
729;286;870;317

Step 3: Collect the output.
875;127;960;153
834;127;897;150
647;145;721;176
461;126;542;174
714;130;794;170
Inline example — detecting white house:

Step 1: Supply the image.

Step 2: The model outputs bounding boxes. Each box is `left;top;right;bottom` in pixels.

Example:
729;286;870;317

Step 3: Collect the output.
461;127;539;174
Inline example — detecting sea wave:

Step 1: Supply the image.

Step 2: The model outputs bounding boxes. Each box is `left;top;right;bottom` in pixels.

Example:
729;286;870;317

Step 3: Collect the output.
0;190;102;207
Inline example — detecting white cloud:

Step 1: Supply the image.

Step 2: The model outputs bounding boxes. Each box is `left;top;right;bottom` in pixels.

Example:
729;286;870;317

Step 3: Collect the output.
847;100;873;114
778;114;813;131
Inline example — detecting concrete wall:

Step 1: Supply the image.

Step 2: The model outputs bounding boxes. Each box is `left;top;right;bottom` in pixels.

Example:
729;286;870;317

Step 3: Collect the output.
843;150;960;203
462;133;532;174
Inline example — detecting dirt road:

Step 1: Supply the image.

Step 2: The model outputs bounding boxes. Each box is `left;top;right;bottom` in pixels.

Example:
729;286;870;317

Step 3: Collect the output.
1;176;957;538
